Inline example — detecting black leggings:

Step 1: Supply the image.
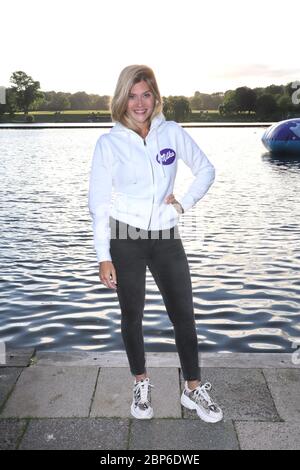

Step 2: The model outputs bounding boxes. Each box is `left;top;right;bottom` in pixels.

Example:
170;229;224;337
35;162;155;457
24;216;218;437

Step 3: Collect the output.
109;217;200;381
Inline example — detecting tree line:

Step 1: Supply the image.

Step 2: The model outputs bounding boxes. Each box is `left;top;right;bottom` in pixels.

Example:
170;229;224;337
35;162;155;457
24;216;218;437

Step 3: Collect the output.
1;71;299;122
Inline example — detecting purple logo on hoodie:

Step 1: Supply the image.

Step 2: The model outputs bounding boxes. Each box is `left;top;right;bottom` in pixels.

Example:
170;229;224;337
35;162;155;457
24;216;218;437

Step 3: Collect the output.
156;148;176;165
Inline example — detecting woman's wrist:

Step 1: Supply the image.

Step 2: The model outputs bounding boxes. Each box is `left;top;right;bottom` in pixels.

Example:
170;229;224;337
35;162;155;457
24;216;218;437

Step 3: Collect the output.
172;201;184;214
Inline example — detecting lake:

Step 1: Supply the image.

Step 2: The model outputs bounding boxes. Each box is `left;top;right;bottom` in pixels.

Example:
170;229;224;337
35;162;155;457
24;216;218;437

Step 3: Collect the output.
0;126;299;353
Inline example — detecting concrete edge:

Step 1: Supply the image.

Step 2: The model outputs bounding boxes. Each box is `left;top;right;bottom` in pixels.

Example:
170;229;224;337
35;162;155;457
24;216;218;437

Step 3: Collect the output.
1;350;299;369
0;349;35;367
27;351;300;368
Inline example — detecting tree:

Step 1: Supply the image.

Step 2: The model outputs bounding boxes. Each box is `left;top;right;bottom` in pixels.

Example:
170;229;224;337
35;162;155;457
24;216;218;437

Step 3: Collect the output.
222;90;238;114
163;96;190;121
69;91;91;110
235;87;257;114
10;71;42;114
89;94;110;110
264;84;285;96
255;94;278;118
173;96;190;121
190;91;203;110
48;92;71;111
277;95;291;117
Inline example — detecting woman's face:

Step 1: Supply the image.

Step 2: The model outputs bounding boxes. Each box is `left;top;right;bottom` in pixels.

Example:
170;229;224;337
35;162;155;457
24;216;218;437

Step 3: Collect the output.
126;80;155;130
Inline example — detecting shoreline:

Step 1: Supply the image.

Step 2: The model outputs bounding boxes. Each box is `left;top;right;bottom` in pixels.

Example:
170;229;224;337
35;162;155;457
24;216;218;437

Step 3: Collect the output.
0;122;272;129
2;349;299;368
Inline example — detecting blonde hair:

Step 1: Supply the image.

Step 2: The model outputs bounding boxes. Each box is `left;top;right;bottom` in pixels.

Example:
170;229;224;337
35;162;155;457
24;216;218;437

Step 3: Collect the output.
110;64;163;132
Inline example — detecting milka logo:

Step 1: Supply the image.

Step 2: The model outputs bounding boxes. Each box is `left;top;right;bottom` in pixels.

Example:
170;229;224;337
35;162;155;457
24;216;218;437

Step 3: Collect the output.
156;148;176;165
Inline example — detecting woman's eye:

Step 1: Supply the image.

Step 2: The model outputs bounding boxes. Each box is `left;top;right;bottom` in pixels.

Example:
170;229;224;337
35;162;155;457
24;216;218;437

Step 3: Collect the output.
128;93;151;99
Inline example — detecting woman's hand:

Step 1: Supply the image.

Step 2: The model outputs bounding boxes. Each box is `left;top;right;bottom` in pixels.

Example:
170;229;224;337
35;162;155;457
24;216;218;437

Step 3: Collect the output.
165;193;184;214
99;261;118;290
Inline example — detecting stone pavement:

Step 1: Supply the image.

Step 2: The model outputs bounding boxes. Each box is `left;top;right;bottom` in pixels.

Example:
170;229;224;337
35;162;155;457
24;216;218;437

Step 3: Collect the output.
0;350;299;450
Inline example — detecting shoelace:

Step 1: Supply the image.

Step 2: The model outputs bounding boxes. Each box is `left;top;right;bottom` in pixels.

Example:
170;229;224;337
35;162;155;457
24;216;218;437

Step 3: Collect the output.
134;379;154;405
192;382;217;409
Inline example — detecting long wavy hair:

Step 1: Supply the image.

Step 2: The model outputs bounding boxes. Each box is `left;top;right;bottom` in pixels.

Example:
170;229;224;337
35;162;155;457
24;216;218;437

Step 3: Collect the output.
110;64;163;133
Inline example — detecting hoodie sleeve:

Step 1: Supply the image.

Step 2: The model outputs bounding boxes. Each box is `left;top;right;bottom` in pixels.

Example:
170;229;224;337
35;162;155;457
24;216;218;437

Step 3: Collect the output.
177;125;216;213
88;135;113;263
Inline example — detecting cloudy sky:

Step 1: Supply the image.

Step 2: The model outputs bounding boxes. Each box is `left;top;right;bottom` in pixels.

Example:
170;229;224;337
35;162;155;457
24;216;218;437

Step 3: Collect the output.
1;0;299;96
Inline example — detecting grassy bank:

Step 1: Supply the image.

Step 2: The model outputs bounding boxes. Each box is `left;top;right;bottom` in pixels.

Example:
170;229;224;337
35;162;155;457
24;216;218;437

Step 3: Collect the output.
0;109;289;123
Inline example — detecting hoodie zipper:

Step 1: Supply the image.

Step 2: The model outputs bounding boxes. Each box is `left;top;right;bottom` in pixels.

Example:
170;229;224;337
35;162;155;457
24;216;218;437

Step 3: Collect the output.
143;138;155;230
127;124;163;230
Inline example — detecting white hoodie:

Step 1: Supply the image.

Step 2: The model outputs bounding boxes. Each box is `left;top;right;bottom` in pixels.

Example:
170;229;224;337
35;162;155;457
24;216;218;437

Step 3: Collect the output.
88;112;215;262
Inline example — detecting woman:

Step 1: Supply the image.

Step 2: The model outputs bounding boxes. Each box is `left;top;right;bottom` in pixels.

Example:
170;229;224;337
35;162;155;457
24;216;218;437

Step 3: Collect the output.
88;64;223;423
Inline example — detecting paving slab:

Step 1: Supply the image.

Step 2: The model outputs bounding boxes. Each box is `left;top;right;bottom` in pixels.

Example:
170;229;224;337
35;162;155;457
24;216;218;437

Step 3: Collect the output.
90;367;133;418
263;368;300;422
19;418;129;450
129;419;239;450
0;367;24;410
1;349;35;367
179;368;280;422
1;366;99;418
91;368;181;418
0;419;28;450
235;422;300;450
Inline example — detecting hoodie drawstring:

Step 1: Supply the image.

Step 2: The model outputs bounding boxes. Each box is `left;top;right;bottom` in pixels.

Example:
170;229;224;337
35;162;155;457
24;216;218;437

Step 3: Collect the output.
155;129;166;179
128;132;138;184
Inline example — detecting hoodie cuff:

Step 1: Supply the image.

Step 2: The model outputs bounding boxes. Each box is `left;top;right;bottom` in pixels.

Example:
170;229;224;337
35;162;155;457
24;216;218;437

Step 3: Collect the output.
178;195;195;213
96;248;112;263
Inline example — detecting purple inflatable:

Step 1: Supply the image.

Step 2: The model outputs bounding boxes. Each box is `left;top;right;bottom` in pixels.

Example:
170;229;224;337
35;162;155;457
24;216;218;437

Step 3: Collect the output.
262;118;300;153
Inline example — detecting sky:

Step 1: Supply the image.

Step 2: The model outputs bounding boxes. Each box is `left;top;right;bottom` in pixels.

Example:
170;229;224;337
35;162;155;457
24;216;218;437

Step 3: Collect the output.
1;0;299;97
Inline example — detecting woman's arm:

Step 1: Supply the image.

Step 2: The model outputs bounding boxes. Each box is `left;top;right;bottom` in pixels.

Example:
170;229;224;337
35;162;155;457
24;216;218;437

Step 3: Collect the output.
88;135;113;263
177;126;216;213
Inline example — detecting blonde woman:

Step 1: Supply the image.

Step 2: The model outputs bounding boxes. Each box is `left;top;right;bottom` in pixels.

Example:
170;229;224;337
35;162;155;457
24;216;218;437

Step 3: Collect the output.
88;65;223;423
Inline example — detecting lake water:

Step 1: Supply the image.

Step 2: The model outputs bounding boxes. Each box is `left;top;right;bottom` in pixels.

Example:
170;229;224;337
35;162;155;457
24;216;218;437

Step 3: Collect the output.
1;127;300;353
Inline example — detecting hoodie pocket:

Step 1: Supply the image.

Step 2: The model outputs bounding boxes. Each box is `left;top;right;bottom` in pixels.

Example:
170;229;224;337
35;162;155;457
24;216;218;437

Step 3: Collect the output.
114;161;137;187
166;202;179;223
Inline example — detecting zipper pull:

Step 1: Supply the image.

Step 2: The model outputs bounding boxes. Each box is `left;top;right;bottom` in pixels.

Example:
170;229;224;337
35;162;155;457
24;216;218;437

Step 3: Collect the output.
143;139;146;146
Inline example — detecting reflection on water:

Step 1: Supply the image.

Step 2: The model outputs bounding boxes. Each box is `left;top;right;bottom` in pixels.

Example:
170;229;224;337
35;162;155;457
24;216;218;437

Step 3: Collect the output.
0;127;299;353
262;151;300;169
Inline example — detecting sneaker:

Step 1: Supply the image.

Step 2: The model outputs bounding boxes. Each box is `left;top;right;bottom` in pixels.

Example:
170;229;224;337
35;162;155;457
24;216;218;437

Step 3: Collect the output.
181;381;223;423
131;377;154;419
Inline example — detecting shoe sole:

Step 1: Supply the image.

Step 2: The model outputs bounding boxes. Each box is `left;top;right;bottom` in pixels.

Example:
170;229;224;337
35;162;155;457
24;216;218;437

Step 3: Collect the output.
131;403;154;420
181;394;223;423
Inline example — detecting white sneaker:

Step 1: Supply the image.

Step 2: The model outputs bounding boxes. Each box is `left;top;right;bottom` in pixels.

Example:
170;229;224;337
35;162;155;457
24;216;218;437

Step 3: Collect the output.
181;381;223;423
131;377;154;419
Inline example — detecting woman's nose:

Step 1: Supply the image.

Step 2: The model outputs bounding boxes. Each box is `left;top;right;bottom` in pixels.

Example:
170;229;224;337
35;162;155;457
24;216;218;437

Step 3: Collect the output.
136;96;144;106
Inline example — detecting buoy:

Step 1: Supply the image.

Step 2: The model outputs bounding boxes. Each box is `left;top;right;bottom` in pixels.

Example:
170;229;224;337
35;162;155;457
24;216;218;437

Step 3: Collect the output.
262;118;300;154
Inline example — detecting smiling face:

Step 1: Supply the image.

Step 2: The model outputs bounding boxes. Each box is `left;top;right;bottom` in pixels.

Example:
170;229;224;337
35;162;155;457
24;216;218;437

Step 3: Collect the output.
126;80;155;133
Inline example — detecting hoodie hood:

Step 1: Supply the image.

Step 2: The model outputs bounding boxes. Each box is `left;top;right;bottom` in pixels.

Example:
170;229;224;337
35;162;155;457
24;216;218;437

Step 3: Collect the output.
110;112;167;183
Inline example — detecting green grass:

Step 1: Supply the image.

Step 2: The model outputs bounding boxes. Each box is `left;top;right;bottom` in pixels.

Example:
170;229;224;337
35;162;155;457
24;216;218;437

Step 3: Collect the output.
13;110;110;115
1;109;277;123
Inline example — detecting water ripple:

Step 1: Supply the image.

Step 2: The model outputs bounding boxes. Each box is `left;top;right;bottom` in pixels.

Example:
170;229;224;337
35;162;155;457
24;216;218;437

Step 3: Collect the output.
1;128;300;352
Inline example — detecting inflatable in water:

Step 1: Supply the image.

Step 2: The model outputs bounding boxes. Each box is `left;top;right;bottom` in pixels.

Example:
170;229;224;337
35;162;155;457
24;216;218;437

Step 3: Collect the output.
262;118;300;154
